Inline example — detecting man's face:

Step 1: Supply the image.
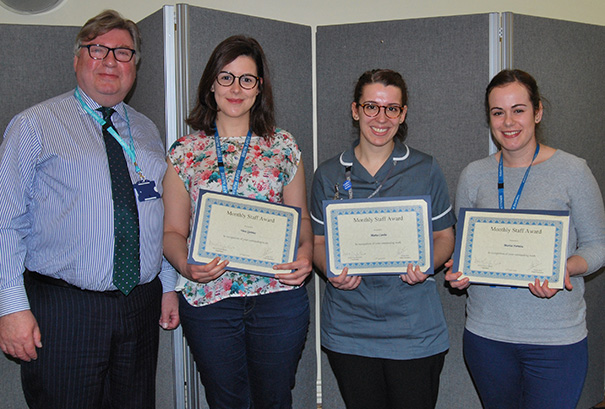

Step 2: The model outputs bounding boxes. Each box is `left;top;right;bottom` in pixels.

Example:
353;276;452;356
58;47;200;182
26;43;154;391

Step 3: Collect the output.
74;29;136;107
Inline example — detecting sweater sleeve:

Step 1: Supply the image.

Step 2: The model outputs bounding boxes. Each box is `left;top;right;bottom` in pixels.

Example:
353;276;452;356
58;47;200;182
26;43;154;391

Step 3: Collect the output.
567;159;605;275
454;162;478;215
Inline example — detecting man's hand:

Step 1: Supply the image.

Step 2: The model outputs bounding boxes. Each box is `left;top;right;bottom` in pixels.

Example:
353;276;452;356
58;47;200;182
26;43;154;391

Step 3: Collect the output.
159;291;180;330
0;310;42;361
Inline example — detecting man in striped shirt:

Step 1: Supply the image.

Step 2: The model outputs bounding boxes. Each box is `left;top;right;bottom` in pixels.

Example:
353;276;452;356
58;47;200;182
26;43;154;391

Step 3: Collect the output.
0;10;177;408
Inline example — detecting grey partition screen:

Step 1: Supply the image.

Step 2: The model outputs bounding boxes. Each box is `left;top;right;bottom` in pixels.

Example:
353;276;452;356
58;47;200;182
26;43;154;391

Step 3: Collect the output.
0;24;80;141
0;23;80;409
512;14;605;196
512;14;605;409
184;6;314;190
316;14;491;409
179;5;315;409
129;8;168;146
2;9;604;409
317;15;491;201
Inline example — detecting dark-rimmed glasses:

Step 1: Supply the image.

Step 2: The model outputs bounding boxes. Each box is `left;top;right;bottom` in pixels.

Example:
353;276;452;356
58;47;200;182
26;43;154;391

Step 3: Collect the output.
216;71;260;90
357;103;404;119
79;44;136;62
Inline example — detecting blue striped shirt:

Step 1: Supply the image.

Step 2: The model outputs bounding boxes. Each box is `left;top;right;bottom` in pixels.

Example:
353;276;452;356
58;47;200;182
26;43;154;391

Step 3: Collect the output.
0;89;173;317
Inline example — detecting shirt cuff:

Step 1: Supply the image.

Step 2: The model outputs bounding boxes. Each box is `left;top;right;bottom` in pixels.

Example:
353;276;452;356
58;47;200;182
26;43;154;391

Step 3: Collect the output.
158;257;178;293
0;285;30;317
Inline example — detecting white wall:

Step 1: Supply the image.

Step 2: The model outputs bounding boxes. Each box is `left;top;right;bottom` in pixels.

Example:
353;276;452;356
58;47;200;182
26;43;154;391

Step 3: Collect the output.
1;0;604;27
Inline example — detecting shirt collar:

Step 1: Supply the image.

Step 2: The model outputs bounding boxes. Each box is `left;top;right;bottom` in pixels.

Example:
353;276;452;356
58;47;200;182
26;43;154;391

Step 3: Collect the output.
75;87;127;121
339;139;410;167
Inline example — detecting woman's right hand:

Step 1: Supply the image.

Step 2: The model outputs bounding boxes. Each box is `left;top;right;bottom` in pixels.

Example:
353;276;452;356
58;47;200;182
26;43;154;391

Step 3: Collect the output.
181;257;229;283
444;259;470;290
328;267;362;290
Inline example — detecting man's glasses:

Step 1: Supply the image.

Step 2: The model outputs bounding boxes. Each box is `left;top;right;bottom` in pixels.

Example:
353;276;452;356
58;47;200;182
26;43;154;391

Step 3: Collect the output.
357;103;404;119
79;44;136;63
216;71;260;90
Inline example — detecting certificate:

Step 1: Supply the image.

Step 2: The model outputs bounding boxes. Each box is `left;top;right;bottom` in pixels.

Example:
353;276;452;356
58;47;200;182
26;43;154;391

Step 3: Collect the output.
323;196;433;277
452;208;570;288
188;190;301;277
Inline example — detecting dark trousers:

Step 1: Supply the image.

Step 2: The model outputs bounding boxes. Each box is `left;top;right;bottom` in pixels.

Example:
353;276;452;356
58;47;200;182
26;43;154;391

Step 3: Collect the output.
325;348;446;409
179;287;310;409
21;273;162;409
463;329;588;409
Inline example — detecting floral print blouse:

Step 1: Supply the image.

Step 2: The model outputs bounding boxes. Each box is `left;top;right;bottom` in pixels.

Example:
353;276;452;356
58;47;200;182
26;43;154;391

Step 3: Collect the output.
168;128;301;306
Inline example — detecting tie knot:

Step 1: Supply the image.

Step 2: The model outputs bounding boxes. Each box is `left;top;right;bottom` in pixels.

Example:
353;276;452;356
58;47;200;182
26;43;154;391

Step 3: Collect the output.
97;107;115;121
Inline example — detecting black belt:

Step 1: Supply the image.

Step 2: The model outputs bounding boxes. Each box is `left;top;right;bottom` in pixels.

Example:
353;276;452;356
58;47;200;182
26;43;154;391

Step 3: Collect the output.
26;270;80;289
25;270;154;293
25;270;126;293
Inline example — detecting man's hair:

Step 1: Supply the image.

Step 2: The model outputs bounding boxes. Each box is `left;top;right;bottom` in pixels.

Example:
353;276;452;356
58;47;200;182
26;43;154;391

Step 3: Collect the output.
74;10;141;64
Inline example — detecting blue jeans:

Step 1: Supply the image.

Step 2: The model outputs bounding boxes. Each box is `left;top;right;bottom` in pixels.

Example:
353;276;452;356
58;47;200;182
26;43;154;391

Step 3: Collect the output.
179;287;310;409
463;329;588;409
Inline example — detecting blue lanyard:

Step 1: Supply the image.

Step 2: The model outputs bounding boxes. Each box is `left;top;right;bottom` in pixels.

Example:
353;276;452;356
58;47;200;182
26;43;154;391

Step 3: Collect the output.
498;144;540;210
213;126;252;195
74;87;144;179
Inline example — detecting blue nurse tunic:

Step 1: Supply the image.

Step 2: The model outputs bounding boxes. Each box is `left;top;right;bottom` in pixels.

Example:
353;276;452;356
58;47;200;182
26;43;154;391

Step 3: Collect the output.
310;140;455;360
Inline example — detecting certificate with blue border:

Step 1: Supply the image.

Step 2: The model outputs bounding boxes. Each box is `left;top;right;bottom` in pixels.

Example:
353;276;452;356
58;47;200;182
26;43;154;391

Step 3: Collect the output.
188;190;301;277
452;208;570;288
323;196;433;277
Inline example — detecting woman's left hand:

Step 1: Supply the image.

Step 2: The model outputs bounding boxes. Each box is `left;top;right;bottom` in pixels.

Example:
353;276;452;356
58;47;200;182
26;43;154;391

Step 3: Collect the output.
528;269;573;298
273;255;313;286
400;263;429;285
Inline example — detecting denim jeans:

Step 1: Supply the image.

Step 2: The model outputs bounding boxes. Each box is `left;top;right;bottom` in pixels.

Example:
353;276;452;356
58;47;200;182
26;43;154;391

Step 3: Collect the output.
179;287;310;409
463;329;588;409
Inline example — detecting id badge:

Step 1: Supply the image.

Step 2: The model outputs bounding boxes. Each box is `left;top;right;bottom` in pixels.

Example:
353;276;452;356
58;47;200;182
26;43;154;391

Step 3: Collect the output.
133;180;161;202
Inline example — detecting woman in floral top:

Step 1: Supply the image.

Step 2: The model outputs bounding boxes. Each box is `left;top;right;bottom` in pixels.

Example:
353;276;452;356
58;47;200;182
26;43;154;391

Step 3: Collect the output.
163;36;313;409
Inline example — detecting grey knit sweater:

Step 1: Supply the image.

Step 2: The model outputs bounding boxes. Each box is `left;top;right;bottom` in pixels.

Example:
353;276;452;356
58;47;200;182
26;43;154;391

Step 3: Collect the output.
455;149;605;345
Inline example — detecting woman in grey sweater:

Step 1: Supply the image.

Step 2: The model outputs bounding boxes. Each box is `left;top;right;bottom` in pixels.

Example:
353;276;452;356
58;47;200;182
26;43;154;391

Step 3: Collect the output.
446;69;605;409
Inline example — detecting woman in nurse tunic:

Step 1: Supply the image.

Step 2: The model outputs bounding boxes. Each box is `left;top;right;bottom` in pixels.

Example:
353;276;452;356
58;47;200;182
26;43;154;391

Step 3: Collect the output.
310;69;456;409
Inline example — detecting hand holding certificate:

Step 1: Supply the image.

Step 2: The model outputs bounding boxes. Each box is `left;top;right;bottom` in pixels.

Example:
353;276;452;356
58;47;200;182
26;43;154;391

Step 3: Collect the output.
188;190;301;277
323;196;433;277
452;208;570;288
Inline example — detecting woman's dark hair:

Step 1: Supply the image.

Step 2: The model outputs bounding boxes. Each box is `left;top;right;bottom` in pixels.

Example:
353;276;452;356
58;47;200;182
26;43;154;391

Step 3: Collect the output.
353;69;409;142
485;69;543;142
186;35;275;137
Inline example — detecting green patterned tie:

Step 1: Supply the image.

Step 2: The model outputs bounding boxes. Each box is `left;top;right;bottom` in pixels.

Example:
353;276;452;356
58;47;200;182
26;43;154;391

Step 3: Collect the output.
99;107;140;295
